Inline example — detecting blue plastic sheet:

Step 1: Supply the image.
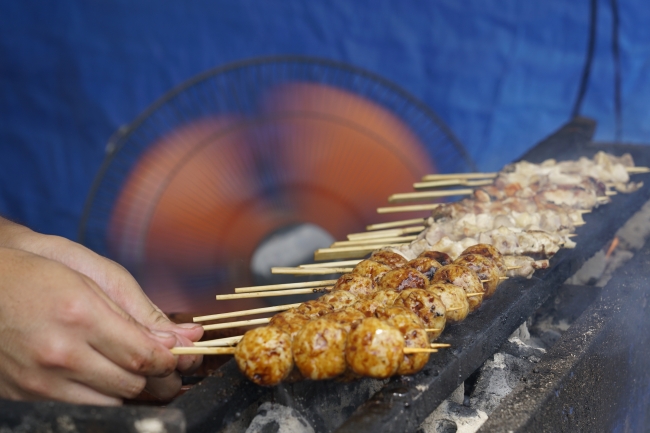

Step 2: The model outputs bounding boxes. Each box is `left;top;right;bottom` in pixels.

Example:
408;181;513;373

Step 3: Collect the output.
1;0;649;239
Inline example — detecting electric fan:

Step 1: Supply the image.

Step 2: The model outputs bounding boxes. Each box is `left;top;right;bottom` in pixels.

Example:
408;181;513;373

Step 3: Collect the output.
78;56;476;314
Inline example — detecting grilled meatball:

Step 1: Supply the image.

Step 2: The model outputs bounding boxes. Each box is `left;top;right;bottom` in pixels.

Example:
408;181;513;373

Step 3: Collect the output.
432;264;485;313
370;288;401;307
296;300;335;319
393;289;446;339
319;290;359;309
269;310;311;340
406;257;443;280
454;254;501;298
292;318;348;380
427;282;470;323
378;268;429;292
370;250;408;269
460;243;507;277
345;317;404;379
353;298;381;317
375;306;429;375
332;273;376;297
234;326;294;386
353;259;392;283
324;307;366;333
418;250;453;266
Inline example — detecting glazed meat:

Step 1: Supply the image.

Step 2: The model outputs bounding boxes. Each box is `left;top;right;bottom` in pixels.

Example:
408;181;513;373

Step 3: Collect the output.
418;250;453;266
432;264;485;313
378;268;429;292
319;290;359;309
345;317;405;379
324;307;366;333
353;298;381;317
292;318;348;380
352;259;393;283
393;288;446;339
234;326;294;386
331;273;376;297
370;289;401;307
269;310;311;340
427;282;469;324
375;306;424;333
460;243;507;277
453;254;501;298
406;256;443;280
370;249;409;269
295;300;335;319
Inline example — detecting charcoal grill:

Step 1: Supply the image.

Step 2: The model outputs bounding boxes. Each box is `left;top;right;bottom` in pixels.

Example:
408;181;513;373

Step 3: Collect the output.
2;116;650;433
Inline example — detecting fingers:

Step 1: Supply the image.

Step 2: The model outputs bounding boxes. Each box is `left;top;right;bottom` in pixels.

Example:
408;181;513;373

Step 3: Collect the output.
15;374;122;406
144;372;182;401
172;334;203;374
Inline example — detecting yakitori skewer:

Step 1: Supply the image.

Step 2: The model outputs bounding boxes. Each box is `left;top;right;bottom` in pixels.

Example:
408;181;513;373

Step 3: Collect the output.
194;303;301;321
377;204;441;214
366;218;427;231
314;244;408;261
217;287;331;300
271;267;353;275
300;260;361;268
194;335;243;347
172;346;439;356
235;280;336;293
331;235;417;247
388;189;474;203
347;226;425;240
202;317;272;331
414;178;494;190
421;172;498;181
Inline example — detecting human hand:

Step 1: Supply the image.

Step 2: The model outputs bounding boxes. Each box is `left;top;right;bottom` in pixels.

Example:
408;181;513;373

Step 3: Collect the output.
0;247;178;405
0;220;204;400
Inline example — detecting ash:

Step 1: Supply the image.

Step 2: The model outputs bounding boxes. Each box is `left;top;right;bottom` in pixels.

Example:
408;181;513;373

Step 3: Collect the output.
245;402;314;433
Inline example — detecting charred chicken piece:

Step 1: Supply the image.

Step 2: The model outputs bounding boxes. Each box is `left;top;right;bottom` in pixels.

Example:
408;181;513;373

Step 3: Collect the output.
378;268;429;292
345;317;405;379
460;243;507;277
418;250;453;266
393;288;446;339
234;326;294;386
370;288;401;307
406;256;443;280
352;259;393;283
318;290;359;309
370;249;409;269
295;300;335;319
292;318;348;380
269;310;311;340
453;254;501;298
323;307;366;333
427;282;470;324
432;264;485;313
331;273;376;297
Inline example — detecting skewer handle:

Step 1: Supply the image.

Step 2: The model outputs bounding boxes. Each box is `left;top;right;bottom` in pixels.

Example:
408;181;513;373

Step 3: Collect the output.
171;347;236;355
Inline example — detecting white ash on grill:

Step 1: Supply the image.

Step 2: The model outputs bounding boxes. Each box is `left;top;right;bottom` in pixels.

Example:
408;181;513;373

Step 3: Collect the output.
245;402;314;433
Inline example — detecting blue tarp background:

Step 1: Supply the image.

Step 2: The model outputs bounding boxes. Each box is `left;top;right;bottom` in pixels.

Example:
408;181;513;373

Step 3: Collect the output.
1;1;649;241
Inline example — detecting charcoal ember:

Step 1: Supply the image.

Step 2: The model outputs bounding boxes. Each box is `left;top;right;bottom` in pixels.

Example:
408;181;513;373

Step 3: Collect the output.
419;400;488;433
245;402;314;433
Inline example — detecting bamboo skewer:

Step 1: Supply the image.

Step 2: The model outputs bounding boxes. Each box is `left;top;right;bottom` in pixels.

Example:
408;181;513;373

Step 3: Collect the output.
377;204;441;214
271;267;353;275
194;336;243;347
366;218;427;230
173;347;438;355
388;189;474;203
235;280;336;294
422;172;498;181
347;226;425;240
430;343;452;348
626;166;650;173
203;317;271;331
300;260;361;268
331;235;417;248
414;178;493;190
217;287;332;300
194;303;301;321
172;347;236;355
314;244;407;261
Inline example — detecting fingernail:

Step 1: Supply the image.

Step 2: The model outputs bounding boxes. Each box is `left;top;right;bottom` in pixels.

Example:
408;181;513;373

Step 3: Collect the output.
151;330;175;339
175;323;203;330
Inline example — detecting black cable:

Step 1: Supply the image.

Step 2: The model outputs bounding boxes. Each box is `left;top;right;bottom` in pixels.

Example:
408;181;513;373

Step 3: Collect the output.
610;0;622;141
571;0;598;119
